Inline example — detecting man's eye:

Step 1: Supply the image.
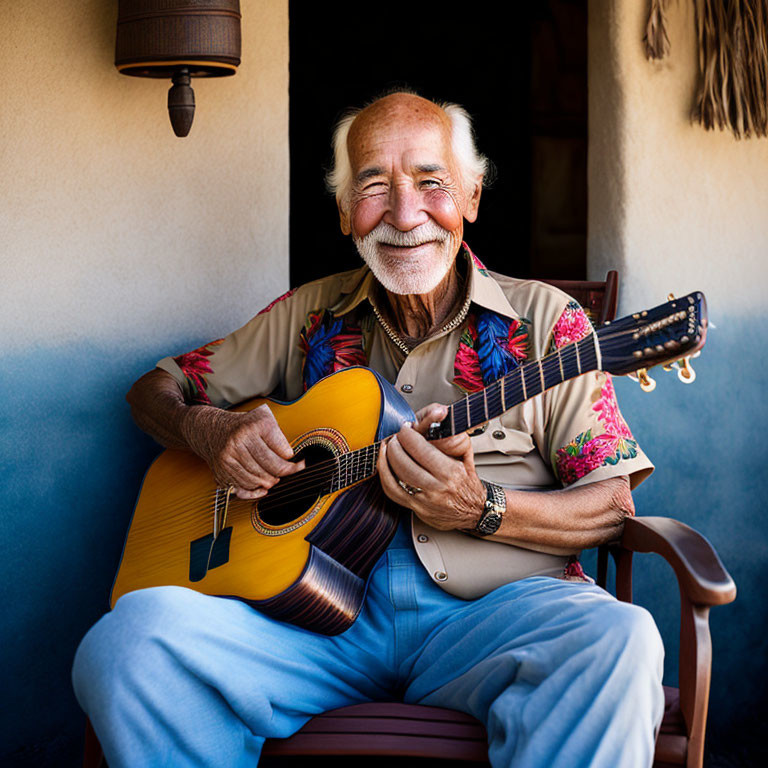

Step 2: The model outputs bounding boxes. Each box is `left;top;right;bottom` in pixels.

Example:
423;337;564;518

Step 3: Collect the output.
362;182;386;192
420;179;441;189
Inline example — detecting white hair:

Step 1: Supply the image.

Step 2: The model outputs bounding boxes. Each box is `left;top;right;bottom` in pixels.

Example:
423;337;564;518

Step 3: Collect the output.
326;95;489;208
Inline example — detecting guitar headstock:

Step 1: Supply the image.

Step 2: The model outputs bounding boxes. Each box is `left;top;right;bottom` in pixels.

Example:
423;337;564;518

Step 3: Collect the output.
597;292;707;386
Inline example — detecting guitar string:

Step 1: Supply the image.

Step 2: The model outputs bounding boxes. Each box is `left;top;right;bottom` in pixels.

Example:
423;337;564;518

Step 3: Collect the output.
146;323;690;517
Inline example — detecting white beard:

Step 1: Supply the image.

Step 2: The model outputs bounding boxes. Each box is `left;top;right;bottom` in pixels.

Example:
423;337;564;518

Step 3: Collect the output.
354;221;456;295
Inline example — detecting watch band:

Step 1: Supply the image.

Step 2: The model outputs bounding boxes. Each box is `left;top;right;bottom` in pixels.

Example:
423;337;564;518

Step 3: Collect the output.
474;481;506;536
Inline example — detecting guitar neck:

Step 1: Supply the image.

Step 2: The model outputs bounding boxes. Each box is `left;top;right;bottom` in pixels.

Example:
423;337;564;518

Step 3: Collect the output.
436;332;601;438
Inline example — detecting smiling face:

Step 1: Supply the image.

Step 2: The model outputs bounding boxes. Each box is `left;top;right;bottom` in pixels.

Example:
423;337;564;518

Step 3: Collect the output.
338;94;482;295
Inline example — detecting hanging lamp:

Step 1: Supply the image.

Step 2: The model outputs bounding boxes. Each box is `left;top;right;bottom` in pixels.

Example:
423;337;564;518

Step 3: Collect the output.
115;0;242;137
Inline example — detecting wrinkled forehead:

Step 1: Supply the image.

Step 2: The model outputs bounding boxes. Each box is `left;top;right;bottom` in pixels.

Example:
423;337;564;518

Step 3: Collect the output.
346;96;453;171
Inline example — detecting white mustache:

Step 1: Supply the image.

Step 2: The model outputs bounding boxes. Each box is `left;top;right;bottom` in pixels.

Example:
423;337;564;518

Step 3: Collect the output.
368;221;449;248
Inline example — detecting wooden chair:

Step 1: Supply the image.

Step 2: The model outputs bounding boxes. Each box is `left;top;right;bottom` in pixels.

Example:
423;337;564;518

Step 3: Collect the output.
83;271;737;768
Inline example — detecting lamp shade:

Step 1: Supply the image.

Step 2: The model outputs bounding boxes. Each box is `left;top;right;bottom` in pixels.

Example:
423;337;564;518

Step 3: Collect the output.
115;0;242;136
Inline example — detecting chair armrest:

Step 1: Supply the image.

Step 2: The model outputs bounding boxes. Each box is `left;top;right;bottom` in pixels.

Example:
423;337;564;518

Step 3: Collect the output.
620;516;736;606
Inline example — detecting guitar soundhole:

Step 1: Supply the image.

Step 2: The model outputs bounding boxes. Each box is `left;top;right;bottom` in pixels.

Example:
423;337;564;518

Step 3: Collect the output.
255;442;336;528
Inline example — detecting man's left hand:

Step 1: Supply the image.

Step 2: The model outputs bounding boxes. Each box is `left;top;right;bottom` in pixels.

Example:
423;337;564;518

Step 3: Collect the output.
377;403;486;531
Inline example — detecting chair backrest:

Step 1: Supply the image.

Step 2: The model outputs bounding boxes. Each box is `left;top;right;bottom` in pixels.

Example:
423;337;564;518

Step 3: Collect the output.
539;270;619;325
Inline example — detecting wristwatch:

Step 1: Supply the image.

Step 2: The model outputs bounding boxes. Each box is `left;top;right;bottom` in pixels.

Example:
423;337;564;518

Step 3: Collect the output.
474;481;506;536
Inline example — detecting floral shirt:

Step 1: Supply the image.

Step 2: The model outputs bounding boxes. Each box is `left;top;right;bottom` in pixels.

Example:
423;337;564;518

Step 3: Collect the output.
156;245;653;599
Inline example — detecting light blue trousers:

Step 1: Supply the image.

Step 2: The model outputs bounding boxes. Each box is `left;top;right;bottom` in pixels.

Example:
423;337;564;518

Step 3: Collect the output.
73;521;665;767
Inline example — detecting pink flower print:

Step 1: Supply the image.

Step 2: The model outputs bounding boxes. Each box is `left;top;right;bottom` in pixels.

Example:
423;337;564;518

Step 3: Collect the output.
552;301;593;349
506;319;528;361
555;430;620;485
564;558;589;581
173;339;223;404
593;376;634;439
453;322;484;393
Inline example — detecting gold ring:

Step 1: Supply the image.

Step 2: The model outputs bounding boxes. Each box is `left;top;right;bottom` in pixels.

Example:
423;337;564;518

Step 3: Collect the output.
397;479;422;495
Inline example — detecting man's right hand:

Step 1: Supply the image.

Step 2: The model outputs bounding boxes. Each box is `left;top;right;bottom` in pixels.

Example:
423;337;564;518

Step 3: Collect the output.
126;369;304;500
181;404;305;500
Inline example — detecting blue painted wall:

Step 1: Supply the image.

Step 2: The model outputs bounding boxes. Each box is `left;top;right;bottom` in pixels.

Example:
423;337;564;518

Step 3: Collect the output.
0;342;189;765
584;314;768;764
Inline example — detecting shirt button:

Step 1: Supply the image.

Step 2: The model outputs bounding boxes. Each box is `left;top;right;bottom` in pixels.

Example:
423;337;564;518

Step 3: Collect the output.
417;534;429;543
401;384;413;393
434;571;448;581
492;430;506;440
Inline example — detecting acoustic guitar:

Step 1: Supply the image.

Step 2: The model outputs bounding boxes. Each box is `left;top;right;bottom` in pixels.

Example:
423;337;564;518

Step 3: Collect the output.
111;291;707;634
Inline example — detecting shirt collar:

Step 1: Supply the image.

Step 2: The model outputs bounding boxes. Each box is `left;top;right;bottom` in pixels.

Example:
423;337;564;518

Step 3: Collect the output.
461;242;520;320
331;243;520;320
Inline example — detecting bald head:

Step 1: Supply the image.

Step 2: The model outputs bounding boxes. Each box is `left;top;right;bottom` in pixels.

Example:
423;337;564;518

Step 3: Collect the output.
347;93;451;152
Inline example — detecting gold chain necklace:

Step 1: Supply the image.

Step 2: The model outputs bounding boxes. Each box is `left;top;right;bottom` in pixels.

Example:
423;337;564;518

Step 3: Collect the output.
372;287;472;357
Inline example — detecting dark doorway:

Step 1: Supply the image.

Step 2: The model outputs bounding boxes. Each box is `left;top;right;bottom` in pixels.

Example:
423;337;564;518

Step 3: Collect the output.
289;1;586;287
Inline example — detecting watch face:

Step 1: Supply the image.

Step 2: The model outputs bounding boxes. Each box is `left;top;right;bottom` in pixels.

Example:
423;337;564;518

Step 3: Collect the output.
477;509;503;534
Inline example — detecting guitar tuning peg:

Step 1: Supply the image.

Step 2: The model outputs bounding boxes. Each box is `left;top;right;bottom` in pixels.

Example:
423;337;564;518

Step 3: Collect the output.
662;363;674;372
677;357;696;383
667;293;676;301
636;368;657;392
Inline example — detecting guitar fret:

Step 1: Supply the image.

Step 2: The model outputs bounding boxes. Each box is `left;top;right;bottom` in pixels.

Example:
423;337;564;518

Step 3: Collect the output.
581;336;598;373
574;341;581;374
538;359;545;392
486;379;503;420
483;388;489;420
521;366;527;400
450;403;456;435
501;376;506;412
557;347;565;381
593;331;602;371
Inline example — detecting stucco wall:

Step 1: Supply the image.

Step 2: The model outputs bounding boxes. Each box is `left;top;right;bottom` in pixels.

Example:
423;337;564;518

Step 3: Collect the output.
588;0;768;761
589;0;768;311
0;2;289;764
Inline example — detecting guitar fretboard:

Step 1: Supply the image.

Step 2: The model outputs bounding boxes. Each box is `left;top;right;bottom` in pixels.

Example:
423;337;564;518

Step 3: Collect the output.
441;333;600;437
329;443;381;493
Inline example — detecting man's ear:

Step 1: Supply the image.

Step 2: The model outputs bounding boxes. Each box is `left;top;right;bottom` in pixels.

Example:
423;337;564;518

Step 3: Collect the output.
337;198;351;235
464;176;483;223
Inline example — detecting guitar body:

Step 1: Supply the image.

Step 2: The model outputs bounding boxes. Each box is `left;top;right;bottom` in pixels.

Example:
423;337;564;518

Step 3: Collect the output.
111;367;415;635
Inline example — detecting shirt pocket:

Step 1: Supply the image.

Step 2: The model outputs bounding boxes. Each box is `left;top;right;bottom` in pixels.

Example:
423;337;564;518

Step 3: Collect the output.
470;415;535;456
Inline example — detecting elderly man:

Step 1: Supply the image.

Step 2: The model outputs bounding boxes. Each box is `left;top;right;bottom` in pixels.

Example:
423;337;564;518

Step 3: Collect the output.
73;92;664;767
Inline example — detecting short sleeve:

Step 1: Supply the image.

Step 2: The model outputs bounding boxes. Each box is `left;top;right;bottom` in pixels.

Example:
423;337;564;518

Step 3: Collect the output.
156;287;305;408
541;301;654;491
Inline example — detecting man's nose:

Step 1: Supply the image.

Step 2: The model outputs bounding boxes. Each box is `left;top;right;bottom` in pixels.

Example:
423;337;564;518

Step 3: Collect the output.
384;182;429;231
